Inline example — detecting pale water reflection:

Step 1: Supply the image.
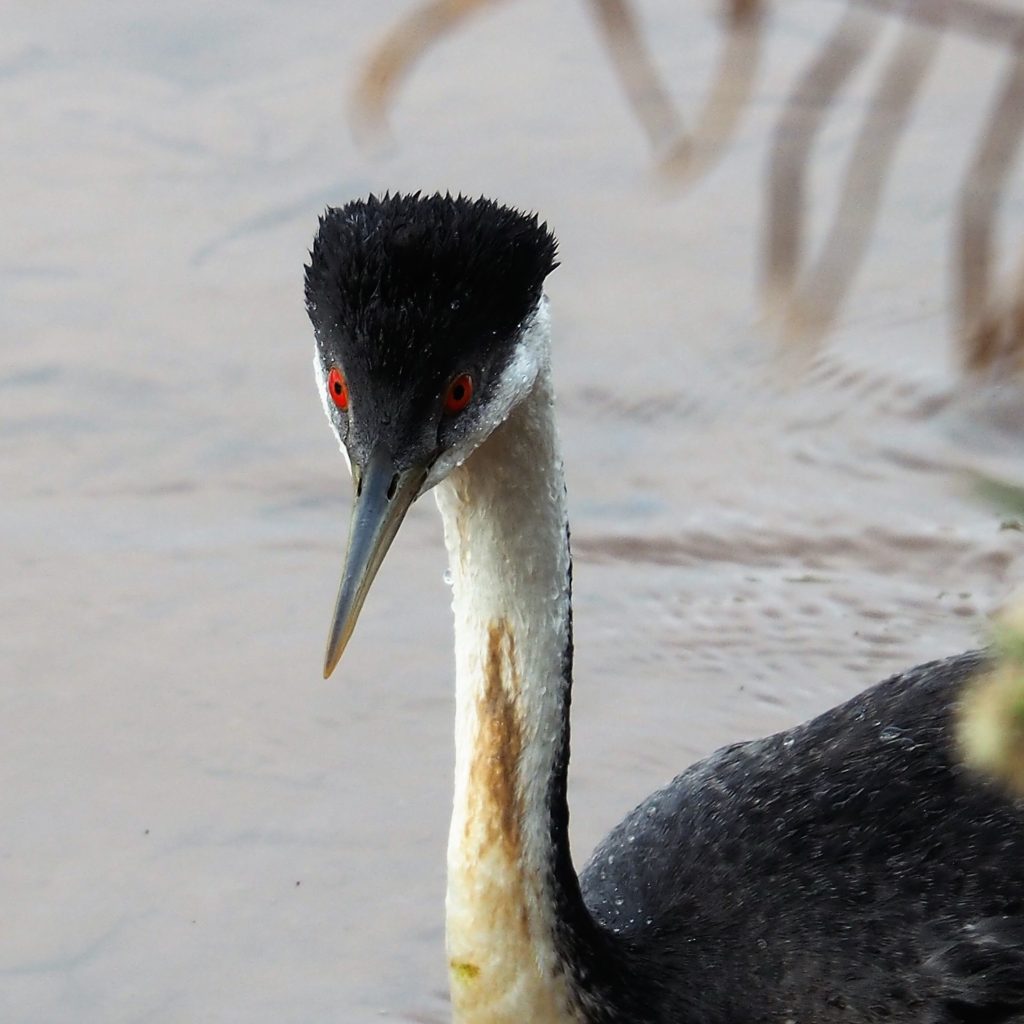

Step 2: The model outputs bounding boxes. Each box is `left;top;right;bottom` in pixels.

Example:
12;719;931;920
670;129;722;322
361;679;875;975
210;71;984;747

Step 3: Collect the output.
3;2;1024;1022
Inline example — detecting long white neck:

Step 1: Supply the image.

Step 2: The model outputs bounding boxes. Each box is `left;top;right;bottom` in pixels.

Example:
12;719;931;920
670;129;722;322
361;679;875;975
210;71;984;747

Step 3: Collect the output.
434;359;587;1024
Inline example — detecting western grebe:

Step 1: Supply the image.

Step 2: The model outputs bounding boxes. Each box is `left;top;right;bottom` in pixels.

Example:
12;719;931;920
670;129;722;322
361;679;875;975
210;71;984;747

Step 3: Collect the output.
304;192;1024;1024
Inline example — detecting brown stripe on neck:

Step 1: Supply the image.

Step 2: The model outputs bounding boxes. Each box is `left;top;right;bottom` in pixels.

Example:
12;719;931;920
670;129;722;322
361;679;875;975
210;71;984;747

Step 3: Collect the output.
450;618;582;1021
466;620;525;856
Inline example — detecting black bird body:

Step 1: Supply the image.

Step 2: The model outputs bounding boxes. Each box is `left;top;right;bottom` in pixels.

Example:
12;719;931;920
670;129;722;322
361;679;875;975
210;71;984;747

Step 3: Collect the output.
304;193;1024;1024
574;650;1024;1023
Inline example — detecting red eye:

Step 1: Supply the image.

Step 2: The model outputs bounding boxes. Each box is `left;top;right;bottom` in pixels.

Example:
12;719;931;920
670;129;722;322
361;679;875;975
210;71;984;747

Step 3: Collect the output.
444;373;474;415
327;367;349;410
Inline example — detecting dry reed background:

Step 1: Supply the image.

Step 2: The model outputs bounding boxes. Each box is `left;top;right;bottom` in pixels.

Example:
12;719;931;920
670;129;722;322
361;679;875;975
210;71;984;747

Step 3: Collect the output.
353;0;1024;372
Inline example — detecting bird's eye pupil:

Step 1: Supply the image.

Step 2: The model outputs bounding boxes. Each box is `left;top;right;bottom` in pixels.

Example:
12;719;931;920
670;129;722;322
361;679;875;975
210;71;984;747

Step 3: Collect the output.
328;367;349;410
444;373;474;415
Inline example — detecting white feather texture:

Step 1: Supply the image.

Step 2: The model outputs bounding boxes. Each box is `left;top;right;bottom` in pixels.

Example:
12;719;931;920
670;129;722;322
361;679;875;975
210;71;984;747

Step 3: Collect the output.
435;318;582;1024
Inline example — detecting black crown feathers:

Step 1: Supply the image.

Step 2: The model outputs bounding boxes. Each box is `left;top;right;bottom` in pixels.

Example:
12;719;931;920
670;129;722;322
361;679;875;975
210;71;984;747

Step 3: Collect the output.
305;192;558;386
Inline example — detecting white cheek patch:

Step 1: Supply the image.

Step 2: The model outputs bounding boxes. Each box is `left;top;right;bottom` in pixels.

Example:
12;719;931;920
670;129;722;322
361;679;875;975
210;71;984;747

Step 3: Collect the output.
313;346;353;476
422;299;551;493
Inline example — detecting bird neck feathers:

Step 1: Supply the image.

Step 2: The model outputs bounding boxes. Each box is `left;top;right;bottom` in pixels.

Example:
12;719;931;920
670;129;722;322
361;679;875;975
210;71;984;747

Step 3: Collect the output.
435;360;585;1024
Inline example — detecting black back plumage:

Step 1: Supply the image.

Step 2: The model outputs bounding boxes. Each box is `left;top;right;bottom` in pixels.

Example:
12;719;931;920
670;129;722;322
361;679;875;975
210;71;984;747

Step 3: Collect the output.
574;651;1024;1023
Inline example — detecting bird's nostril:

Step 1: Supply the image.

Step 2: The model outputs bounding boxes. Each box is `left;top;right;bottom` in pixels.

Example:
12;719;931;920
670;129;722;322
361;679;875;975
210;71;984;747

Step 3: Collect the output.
386;473;399;501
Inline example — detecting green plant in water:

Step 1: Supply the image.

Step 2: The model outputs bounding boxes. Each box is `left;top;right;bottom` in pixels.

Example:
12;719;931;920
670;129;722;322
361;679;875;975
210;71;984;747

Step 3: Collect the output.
959;601;1024;795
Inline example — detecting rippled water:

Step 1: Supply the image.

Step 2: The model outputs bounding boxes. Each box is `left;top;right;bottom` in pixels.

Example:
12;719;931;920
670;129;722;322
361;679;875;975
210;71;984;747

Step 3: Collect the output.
4;2;1024;1021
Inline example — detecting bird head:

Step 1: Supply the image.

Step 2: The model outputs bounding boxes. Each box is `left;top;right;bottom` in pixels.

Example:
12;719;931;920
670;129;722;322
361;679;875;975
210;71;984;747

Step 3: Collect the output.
304;192;558;677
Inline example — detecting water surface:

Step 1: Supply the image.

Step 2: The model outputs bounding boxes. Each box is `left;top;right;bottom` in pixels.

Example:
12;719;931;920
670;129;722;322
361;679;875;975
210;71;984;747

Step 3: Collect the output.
3;2;1024;1021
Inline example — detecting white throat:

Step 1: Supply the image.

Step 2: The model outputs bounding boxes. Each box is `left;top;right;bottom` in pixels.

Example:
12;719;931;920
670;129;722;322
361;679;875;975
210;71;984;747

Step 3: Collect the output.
434;357;582;1024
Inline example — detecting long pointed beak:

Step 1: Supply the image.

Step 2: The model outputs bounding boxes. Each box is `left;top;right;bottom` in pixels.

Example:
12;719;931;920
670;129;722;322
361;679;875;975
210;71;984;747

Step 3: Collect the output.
323;447;425;678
